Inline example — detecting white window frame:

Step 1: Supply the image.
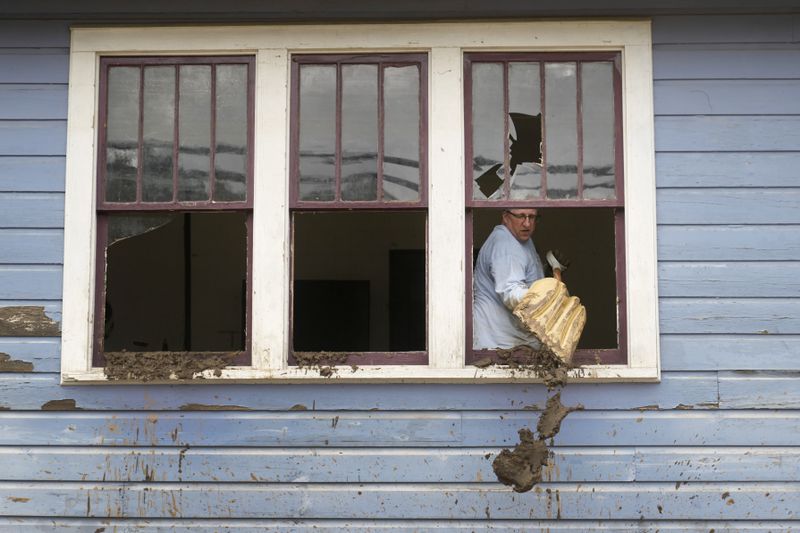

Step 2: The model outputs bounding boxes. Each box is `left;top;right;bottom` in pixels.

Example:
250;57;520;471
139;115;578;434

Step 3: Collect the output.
61;20;659;383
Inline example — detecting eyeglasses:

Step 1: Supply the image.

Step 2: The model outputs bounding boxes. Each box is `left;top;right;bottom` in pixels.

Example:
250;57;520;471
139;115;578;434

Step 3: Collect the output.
504;211;540;223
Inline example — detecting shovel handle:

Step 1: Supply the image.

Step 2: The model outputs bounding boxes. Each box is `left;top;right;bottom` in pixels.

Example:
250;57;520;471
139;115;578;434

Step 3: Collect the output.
553;268;562;282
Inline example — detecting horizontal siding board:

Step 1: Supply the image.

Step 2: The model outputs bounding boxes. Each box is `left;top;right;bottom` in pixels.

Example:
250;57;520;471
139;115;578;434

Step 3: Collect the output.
660;299;800;334
0;230;64;264
0;121;66;156
658;226;800;261
0;193;64;228
2;519;799;533
655;116;800;152
6;445;800;484
0;372;717;411
0;21;70;47
658;262;800;297
0;301;62;326
660;335;800;371
0;85;67;120
657;189;800;225
656;152;800;188
719;371;800;408
0;266;62;299
652;14;799;44
0;156;66;192
0;446;635;483
0;339;59;372
653;44;800;79
4;411;800;447
0;481;798;520
0;51;69;83
655;79;800;115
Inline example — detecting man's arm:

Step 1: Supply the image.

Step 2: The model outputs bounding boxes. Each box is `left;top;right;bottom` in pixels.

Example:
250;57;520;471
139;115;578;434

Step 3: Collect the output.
491;253;530;311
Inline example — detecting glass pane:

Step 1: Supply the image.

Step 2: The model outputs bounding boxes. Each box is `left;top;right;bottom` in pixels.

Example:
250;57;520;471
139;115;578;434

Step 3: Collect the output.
508;62;542;200
544;63;578;199
341;65;378;201
298;65;336;201
383;65;420;202
471;63;505;200
215;64;249;202
142;66;175;203
581;62;616;200
105;66;140;202
178;65;211;201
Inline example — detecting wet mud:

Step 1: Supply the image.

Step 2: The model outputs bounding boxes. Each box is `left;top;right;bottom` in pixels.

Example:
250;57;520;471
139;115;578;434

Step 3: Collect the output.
488;344;583;493
0;352;34;372
293;351;350;377
104;351;239;381
41;399;82;411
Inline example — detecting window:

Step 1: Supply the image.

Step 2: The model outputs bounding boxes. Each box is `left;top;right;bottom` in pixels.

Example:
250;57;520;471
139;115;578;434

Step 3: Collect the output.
289;54;428;366
61;21;658;382
94;56;254;368
465;53;627;365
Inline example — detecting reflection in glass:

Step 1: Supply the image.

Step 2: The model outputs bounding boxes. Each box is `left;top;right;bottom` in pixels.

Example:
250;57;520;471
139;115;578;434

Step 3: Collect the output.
544;63;578;199
142;66;175;203
106;67;140;202
215;64;249;202
299;65;337;201
581;62;616;200
383;66;420;202
178;65;212;201
341;65;378;201
471;63;505;200
508;62;542;200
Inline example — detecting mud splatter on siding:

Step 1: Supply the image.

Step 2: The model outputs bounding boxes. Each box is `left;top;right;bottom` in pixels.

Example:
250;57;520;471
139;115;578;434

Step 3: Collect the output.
0;306;60;337
41;399;83;411
179;403;251;411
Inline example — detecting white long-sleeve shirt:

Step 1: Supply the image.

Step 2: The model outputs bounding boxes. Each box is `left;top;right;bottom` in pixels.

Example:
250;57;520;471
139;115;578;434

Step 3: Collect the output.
473;224;544;349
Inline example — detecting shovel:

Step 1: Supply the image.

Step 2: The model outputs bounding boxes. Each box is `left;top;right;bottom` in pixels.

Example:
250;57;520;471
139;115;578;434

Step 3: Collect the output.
512;250;586;363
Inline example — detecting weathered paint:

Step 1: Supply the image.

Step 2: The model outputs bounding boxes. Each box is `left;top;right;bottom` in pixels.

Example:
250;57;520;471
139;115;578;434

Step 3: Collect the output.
0;11;799;528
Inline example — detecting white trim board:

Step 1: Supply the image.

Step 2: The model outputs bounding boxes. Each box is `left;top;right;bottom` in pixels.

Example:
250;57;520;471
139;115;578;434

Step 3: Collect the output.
61;20;659;383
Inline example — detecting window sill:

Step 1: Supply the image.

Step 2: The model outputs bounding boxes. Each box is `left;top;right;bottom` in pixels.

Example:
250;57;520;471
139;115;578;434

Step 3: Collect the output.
61;364;660;384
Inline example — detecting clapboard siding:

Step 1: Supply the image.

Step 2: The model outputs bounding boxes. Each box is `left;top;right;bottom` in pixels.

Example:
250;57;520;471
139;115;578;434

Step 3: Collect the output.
657;189;800;225
0;121;66;156
653;44;800;80
658;226;800;261
0;372;718;411
660;299;800;334
719;371;800;409
655;116;800;152
0;51;69;84
0;230;64;264
652;14;800;44
655;79;800;115
0;193;65;228
0;21;70;48
6;446;800;483
656;153;800;188
660;335;800;371
0;266;62;300
0;157;66;192
4;411;800;447
0;481;798;520
658;262;800;297
0;85;67;120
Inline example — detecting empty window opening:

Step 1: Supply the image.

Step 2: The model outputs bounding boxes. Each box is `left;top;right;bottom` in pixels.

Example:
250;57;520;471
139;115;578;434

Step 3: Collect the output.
292;211;426;359
101;212;248;356
472;208;620;355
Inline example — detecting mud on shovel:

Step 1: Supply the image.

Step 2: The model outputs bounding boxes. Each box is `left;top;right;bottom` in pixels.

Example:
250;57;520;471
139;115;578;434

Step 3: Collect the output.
512;250;587;363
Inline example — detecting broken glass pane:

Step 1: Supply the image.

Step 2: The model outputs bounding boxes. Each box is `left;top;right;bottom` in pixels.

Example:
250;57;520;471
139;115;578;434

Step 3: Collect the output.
341;64;378;201
142;66;175;203
581;62;616;200
544;63;578;199
508;62;542;200
299;65;336;201
178;65;212;201
215;64;248;202
383;65;420;202
472;63;505;200
108;214;174;247
106;66;140;203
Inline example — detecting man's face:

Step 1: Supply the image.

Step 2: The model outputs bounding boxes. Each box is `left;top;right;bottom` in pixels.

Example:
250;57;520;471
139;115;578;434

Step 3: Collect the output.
502;209;538;242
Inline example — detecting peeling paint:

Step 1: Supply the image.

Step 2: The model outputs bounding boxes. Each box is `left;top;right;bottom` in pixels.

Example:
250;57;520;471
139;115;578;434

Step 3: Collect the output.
41;399;82;411
0;352;34;372
290;404;309;411
0;306;60;337
7;496;30;503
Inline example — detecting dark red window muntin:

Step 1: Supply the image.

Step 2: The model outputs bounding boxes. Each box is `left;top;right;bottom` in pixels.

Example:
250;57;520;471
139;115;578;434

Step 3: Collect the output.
464;51;627;365
464;51;624;208
97;55;255;211
289;53;428;210
93;55;255;367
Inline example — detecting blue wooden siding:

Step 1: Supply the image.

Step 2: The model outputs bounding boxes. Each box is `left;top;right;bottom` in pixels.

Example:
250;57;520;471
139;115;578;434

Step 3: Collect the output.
0;13;799;531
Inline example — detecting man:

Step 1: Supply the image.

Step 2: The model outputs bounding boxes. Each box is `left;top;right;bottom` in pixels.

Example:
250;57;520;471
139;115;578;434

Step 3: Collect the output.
473;208;544;349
